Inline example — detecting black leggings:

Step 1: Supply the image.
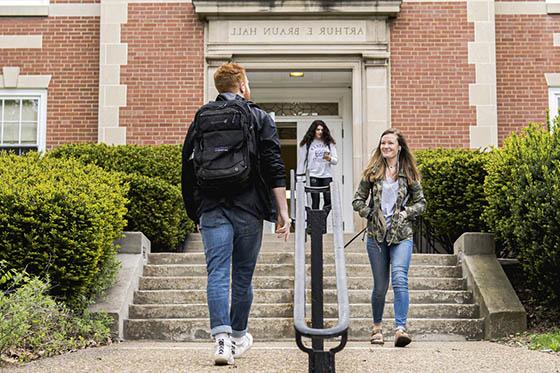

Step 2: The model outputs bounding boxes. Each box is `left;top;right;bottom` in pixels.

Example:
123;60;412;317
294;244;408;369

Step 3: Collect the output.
309;177;332;212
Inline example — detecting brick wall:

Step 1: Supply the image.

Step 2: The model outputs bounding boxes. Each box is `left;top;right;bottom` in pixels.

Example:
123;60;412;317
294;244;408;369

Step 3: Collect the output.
0;16;100;148
121;3;204;145
495;15;560;144
390;2;475;149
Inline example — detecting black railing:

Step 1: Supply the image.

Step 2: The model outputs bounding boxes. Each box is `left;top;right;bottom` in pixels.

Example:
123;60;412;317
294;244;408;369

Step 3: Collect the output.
293;172;349;373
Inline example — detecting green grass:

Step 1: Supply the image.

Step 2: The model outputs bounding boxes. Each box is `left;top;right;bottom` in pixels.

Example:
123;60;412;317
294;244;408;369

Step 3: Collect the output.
530;330;560;352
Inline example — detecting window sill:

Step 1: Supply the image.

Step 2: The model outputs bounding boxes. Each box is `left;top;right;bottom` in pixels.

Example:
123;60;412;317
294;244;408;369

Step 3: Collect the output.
0;5;48;17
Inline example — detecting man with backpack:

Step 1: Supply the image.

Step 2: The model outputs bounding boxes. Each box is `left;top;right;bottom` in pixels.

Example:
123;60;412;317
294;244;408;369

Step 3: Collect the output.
181;63;290;366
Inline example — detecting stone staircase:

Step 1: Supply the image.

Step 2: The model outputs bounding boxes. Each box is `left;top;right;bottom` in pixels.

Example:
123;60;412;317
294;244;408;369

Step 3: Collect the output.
124;234;484;341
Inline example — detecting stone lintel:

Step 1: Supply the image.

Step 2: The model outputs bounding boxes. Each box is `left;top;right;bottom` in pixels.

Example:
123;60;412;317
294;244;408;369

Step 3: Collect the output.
193;0;402;19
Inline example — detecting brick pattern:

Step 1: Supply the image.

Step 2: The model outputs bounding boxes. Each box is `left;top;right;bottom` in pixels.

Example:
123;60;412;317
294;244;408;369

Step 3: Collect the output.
120;3;204;145
390;2;476;149
496;15;560;144
0;17;100;148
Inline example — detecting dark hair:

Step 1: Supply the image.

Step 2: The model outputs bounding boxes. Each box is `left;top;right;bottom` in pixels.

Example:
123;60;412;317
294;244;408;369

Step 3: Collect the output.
299;120;336;147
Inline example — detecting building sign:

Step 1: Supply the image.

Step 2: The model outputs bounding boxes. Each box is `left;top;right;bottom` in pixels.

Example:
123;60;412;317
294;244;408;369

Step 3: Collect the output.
227;20;368;43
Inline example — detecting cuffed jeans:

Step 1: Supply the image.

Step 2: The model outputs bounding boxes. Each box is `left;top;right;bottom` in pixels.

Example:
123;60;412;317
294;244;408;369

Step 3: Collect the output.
199;207;263;338
366;237;413;329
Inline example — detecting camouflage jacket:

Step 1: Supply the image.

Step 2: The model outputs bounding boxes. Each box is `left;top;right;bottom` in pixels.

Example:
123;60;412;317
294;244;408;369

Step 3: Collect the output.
352;172;426;245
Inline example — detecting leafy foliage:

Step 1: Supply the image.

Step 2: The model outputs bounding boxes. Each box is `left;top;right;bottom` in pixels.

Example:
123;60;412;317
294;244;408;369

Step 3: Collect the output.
0;153;128;309
483;123;560;306
415;149;489;253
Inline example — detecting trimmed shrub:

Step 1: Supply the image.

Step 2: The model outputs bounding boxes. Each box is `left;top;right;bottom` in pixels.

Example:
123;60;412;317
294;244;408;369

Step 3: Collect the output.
49;143;182;186
124;173;194;251
415;149;489;253
49;144;194;251
0;153;128;310
0;264;112;363
483;123;560;306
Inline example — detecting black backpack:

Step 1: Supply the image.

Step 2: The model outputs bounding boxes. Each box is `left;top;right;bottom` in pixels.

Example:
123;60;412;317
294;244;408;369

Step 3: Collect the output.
191;99;257;195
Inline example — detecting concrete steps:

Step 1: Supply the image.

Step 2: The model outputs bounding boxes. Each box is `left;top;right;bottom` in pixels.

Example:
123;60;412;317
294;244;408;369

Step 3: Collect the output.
148;252;458;266
138;276;466;291
124;233;484;342
124;317;484;341
143;263;462;278
134;289;474;305
129;303;479;319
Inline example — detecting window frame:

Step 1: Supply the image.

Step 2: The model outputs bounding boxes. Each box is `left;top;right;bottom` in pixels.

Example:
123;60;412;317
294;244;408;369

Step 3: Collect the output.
0;90;47;153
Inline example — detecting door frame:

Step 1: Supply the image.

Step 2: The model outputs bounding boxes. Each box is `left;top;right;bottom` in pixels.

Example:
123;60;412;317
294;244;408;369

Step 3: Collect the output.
252;86;354;232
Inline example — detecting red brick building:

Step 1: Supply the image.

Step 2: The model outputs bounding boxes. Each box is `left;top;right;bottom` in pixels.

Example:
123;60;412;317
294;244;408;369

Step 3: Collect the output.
1;0;559;229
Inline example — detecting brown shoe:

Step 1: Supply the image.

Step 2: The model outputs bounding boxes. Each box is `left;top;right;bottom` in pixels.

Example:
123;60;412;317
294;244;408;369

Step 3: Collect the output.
370;326;384;345
394;328;412;347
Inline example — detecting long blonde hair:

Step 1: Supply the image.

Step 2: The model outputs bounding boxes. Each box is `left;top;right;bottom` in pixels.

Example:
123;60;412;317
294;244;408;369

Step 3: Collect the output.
362;128;421;184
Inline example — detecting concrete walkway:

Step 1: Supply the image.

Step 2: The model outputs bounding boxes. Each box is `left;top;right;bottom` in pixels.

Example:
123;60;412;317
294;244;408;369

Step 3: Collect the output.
3;341;559;373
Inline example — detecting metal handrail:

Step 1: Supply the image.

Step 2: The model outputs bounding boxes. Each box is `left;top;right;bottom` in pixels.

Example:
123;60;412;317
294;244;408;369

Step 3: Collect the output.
293;178;350;339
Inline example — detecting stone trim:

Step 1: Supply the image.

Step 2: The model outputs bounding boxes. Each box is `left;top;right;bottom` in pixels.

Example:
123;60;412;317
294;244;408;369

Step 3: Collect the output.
0;5;48;17
193;0;402;19
0;67;51;89
467;0;498;149
98;0;128;145
0;35;42;49
545;73;560;87
49;4;100;17
454;233;526;339
547;2;560;14
495;2;546;15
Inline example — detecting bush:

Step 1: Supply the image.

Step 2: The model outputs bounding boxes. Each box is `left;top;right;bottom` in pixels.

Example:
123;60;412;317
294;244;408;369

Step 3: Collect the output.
0;264;112;363
0;153;128;310
415;149;489;253
50;143;182;186
124;173;194;251
483;123;560;307
49;144;194;251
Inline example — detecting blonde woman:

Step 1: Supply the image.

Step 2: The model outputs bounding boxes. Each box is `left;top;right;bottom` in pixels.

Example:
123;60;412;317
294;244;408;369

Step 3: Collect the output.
352;128;426;347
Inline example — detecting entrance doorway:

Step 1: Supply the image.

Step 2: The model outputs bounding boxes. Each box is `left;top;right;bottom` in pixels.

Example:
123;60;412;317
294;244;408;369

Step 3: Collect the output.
249;70;353;232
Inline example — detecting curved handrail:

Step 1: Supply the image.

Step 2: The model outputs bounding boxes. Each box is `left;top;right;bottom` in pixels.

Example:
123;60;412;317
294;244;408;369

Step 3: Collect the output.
293;177;350;339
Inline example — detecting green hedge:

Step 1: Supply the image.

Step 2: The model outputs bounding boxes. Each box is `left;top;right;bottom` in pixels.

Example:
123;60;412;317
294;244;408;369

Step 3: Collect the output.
49;144;194;251
483;123;560;306
124;173;193;251
0;153;128;310
50;143;182;186
415;149;489;253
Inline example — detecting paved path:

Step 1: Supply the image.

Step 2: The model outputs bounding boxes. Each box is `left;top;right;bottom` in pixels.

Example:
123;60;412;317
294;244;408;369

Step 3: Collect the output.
3;341;559;373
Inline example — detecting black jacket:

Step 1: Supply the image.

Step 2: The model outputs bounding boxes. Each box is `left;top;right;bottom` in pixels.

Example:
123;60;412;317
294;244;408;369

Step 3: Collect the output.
181;93;286;224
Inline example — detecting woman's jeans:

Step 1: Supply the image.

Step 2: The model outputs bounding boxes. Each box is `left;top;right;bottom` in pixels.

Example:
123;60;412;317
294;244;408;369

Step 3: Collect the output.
309;177;332;212
199;207;263;338
366;237;413;329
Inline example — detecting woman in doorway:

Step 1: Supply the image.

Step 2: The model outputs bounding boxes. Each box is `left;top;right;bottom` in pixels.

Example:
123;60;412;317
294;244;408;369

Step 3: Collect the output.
296;120;338;212
352;128;426;347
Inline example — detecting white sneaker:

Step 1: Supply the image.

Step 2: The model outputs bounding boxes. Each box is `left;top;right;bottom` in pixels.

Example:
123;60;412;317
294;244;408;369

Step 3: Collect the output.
214;335;234;365
232;332;253;358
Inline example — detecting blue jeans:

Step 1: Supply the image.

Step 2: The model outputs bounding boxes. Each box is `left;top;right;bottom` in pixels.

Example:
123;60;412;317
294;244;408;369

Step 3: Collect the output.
366;237;413;329
199;207;263;338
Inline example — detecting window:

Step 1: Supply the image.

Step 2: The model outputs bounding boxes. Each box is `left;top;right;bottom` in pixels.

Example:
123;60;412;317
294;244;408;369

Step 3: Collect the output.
549;88;560;131
0;91;47;154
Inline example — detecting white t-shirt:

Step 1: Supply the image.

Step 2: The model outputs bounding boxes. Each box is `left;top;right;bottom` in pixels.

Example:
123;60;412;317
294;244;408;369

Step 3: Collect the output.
296;139;338;178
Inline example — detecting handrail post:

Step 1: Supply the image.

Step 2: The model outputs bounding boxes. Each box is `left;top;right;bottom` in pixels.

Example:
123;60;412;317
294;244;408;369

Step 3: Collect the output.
293;174;349;373
307;208;327;351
